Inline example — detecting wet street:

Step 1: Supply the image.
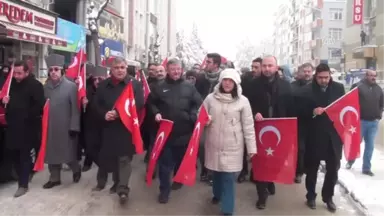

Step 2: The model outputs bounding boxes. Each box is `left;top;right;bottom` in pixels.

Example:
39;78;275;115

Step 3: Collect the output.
0;155;363;215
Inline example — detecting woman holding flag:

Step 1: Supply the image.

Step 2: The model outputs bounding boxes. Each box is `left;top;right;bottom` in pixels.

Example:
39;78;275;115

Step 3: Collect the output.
202;68;256;216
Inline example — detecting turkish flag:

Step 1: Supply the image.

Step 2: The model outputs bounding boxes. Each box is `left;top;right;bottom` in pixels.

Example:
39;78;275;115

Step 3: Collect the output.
114;82;144;154
252;118;298;184
0;63;14;99
34;99;50;171
146;119;174;186
173;106;209;186
77;64;86;109
135;70;151;125
325;87;361;161
66;49;86;79
161;58;168;68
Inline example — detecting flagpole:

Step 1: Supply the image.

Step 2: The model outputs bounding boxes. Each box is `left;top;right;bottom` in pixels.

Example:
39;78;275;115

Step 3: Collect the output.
4;62;15;109
312;86;358;118
77;48;83;77
83;63;87;113
260;117;297;121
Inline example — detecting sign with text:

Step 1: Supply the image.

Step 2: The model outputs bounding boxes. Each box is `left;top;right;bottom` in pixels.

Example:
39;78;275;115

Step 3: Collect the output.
353;0;363;25
0;0;56;34
52;18;86;53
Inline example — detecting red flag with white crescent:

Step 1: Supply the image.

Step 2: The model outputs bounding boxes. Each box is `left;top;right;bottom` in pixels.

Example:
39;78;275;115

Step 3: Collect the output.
146;119;174;186
252;118;298;184
34;99;50;171
324;87;361;161
77;64;86;109
66;49;86;79
173;106;209;186
114;82;144;154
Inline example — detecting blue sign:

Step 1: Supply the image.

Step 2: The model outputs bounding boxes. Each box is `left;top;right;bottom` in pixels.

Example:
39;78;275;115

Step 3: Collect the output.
52;18;86;53
100;38;124;58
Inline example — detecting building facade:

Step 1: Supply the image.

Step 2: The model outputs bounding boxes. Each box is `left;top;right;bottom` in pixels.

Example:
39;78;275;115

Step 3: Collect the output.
344;0;383;75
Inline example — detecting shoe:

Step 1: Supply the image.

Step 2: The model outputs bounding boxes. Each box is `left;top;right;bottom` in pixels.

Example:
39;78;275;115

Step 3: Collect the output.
73;172;81;183
306;199;316;209
324;200;337;212
109;183;118;194
294;174;302;184
200;174;208;182
362;170;374;176
43;181;61;189
92;185;105;191
256;200;266;210
345;162;352;170
82;165;91;172
211;197;220;204
158;193;169;204
237;173;247;183
207;179;213;186
171;182;183;190
119;193;128;205
14;187;28;198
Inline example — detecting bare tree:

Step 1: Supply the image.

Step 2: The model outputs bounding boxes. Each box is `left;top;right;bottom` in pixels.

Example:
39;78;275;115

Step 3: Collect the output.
235;39;261;68
87;0;110;66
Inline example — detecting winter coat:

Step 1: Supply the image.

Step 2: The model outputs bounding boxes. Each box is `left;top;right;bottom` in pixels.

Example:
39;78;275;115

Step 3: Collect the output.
203;69;257;172
5;75;45;150
44;77;80;164
295;80;345;160
93;76;144;171
148;75;202;146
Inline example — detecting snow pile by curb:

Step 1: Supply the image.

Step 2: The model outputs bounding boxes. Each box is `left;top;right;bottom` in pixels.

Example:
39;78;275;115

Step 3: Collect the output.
320;148;384;216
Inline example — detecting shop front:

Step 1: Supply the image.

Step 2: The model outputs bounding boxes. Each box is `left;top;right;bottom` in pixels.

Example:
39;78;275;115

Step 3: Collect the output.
0;0;67;76
52;18;86;64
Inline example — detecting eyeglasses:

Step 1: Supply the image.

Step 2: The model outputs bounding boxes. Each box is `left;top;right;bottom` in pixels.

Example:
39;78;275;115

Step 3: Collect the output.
49;67;61;72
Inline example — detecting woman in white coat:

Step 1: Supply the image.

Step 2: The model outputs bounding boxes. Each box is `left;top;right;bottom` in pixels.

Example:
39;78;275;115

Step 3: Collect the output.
203;68;257;215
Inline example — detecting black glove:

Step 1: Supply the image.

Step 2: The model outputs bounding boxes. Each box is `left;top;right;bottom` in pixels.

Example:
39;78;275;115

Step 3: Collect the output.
69;130;78;138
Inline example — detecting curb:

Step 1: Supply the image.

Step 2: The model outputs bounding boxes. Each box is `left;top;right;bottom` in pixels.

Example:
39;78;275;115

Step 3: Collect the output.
319;163;370;216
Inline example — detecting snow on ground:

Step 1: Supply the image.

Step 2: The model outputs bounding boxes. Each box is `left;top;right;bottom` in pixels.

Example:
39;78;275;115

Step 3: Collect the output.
336;145;384;216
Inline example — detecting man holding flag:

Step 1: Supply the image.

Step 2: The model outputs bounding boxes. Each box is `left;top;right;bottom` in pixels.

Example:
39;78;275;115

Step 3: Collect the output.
42;54;82;189
148;58;202;204
1;61;45;197
92;57;144;204
295;63;346;212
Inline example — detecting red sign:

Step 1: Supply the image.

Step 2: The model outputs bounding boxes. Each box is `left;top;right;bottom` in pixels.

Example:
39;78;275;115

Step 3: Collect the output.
353;0;363;25
0;0;56;34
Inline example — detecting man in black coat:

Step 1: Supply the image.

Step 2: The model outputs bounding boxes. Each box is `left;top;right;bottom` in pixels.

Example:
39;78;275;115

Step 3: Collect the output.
238;57;263;183
92;57;144;204
295;63;345;212
148;58;202;204
246;55;293;210
291;63;313;184
2;61;45;197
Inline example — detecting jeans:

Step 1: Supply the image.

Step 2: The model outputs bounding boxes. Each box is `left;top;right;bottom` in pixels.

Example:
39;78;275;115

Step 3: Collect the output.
212;171;236;214
348;120;378;171
158;144;187;197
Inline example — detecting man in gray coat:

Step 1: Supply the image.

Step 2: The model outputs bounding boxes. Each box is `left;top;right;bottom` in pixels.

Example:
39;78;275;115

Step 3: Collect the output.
42;54;81;189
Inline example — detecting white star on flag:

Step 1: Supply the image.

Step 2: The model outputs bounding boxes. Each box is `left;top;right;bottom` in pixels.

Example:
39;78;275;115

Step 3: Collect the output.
133;118;139;125
348;125;356;134
266;147;274;156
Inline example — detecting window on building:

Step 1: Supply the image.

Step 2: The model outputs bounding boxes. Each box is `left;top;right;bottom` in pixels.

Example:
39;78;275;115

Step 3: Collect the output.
329;28;342;41
328;48;342;59
329;8;343;20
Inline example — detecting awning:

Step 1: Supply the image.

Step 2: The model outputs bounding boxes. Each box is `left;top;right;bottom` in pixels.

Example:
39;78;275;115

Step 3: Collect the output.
0;21;67;47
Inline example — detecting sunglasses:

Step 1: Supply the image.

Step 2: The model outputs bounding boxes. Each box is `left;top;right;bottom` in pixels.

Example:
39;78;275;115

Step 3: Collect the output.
49;67;61;72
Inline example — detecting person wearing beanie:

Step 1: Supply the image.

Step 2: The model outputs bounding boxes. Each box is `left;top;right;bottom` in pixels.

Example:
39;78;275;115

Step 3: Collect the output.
295;63;345;212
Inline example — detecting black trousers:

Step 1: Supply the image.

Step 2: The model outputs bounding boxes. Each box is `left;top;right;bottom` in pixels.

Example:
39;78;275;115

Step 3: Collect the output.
9;149;32;188
240;144;248;175
305;155;340;202
255;181;275;202
296;147;305;176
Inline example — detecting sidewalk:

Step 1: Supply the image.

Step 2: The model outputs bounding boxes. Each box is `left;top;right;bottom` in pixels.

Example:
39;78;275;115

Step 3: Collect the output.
336;146;384;216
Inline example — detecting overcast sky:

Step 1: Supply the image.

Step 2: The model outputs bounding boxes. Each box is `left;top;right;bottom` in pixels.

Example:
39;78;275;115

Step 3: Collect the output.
175;0;287;60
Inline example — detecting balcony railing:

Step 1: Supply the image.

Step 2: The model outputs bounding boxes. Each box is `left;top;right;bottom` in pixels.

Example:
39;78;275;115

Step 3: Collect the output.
311;18;323;29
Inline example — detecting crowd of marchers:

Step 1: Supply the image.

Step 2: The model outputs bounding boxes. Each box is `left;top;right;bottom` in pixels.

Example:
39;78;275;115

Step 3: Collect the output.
0;52;382;216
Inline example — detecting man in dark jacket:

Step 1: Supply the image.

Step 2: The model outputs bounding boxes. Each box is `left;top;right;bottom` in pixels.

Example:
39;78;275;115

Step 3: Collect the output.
296;63;345;212
2;61;45;197
148;58;202;204
246;55;293;210
291;63;313;184
92;57;144;204
194;53;221;183
238;57;263;183
346;69;383;176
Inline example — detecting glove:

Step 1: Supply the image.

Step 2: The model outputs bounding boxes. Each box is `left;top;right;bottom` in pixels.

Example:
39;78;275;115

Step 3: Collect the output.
69;130;79;138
